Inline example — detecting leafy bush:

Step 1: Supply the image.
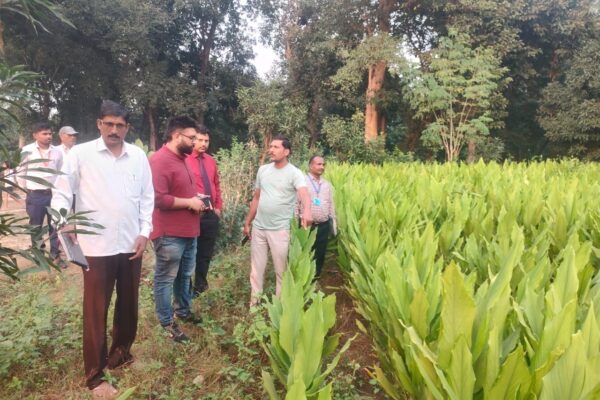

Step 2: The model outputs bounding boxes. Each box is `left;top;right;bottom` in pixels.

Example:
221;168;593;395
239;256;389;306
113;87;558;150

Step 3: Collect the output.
214;139;261;250
331;160;600;399
0;281;82;378
261;223;352;399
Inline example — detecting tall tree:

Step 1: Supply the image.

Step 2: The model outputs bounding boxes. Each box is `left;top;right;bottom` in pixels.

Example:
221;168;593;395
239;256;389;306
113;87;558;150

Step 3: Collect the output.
404;31;507;162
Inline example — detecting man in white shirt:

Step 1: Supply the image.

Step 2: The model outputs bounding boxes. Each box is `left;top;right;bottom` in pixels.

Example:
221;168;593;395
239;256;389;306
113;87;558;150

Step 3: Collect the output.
52;100;154;399
58;125;79;158
18;122;63;262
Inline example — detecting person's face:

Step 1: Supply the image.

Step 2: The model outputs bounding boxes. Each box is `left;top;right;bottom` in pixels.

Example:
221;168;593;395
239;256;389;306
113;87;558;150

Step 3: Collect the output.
176;127;197;155
33;129;53;149
97;115;129;149
60;133;78;148
194;133;210;153
269;140;289;162
309;157;326;177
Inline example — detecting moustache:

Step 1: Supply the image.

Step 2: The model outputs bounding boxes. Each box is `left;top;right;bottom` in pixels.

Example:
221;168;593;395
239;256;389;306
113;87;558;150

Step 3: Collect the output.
108;134;120;139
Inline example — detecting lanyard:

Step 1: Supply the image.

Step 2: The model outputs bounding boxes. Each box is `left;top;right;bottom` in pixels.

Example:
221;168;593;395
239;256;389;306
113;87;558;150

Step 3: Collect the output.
37;147;51;167
308;174;322;197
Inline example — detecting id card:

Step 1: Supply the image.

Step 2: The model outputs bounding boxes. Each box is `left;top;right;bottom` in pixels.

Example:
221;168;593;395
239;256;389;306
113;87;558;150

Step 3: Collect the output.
313;198;321;206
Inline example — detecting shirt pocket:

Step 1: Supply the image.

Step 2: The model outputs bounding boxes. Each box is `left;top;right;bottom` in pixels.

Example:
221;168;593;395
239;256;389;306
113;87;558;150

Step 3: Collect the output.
124;170;142;202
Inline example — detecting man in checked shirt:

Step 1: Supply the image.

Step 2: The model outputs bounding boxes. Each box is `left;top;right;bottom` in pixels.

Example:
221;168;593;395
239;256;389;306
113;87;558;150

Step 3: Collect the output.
297;155;337;279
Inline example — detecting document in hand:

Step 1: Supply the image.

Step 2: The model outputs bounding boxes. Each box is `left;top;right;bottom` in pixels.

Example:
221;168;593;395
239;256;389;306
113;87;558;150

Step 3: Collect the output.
57;230;89;271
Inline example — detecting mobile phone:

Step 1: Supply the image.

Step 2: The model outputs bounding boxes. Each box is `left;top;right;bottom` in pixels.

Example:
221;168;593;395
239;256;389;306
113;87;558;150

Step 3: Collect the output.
241;236;249;246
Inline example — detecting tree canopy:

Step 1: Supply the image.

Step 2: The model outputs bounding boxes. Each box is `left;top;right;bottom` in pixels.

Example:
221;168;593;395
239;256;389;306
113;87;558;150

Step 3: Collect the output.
2;0;599;161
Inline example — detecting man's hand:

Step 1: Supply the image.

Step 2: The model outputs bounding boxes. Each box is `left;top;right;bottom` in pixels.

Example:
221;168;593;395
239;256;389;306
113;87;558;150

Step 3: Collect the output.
61;224;78;244
188;197;205;213
215;209;222;218
301;209;312;229
129;236;148;260
243;222;251;239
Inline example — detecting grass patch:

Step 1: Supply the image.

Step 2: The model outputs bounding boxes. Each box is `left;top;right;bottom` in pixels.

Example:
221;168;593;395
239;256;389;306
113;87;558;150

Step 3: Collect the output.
0;246;381;399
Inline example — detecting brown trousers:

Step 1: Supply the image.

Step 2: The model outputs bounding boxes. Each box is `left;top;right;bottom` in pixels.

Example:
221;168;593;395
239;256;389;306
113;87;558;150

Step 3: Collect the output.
83;253;142;389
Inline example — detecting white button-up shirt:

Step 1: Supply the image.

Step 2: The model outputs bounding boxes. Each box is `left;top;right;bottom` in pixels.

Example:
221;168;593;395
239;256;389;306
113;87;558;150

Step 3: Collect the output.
52;138;154;257
17;142;63;190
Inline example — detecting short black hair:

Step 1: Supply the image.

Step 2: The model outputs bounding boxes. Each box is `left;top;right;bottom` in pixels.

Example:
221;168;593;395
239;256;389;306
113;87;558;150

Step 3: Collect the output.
197;124;210;135
164;115;199;142
309;155;324;164
99;100;130;122
272;135;292;154
30;122;51;135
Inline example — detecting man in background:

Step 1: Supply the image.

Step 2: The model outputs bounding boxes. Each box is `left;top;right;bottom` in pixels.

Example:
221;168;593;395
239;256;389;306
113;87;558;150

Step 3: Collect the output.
58;125;79;158
150;116;205;343
244;136;312;306
185;125;222;297
297;155;337;279
52;100;154;399
18;122;63;264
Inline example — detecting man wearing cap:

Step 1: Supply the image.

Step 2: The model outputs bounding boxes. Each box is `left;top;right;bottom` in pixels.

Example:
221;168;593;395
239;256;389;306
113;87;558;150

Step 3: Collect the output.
58;126;79;158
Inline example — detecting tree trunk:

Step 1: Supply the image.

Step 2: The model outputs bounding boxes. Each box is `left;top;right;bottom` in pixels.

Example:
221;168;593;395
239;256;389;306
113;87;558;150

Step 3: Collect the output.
363;0;394;142
365;60;386;141
259;128;273;165
307;99;319;149
467;140;476;163
0;20;5;56
148;106;157;151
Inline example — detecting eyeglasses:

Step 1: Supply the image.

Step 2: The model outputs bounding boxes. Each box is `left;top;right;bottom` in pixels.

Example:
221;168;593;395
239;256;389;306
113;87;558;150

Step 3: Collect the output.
179;132;197;141
99;120;128;130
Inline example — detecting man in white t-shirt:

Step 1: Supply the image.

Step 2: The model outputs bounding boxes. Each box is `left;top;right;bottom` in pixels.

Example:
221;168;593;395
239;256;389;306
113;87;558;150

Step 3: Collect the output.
244;136;312;305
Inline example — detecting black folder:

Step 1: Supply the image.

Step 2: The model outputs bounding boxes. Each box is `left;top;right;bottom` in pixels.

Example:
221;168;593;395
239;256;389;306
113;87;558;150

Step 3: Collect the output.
57;230;89;271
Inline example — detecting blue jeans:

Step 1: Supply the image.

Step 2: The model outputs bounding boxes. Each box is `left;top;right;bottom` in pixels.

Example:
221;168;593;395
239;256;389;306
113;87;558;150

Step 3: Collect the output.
26;190;59;258
153;236;197;326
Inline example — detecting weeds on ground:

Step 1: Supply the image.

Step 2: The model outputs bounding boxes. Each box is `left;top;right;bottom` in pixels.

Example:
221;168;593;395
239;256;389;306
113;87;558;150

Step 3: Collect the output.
0;246;378;399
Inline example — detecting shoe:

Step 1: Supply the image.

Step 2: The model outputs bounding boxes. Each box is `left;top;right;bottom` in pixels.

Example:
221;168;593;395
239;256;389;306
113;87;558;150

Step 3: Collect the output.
162;322;190;343
175;313;203;325
192;282;208;298
107;353;134;370
54;257;69;270
91;382;118;399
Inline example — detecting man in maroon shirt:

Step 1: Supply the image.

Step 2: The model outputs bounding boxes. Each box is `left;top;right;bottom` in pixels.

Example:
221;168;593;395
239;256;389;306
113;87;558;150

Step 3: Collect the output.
185;125;223;297
150;115;206;343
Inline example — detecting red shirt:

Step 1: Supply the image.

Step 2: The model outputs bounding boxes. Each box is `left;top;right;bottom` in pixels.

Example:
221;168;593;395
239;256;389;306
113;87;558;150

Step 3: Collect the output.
185;151;223;211
149;145;200;240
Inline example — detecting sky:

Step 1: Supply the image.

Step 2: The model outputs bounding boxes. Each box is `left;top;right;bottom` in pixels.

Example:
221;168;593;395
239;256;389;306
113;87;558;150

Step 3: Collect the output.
252;42;278;79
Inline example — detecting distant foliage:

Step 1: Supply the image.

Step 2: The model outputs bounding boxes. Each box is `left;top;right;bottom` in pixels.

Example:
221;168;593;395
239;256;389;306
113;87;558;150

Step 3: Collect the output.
322;112;412;164
213;140;261;251
538;37;600;160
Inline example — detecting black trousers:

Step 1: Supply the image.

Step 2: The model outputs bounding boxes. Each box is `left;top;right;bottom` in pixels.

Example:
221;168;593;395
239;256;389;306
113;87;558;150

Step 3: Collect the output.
25;190;59;258
83;254;142;389
311;220;331;278
193;211;220;292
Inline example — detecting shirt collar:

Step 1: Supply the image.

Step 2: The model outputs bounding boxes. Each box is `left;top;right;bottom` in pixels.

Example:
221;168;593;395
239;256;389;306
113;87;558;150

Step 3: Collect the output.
96;137;129;158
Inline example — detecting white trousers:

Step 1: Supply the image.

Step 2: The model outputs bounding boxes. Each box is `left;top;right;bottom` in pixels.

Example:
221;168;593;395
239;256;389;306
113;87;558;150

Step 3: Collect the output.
250;228;290;304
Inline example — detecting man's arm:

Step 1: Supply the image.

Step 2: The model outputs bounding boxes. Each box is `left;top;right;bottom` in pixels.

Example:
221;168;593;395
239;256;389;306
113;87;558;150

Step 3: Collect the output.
131;155;155;260
213;161;223;217
15;149;30;189
243;188;261;238
151;157;205;213
328;183;337;236
297;186;312;228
